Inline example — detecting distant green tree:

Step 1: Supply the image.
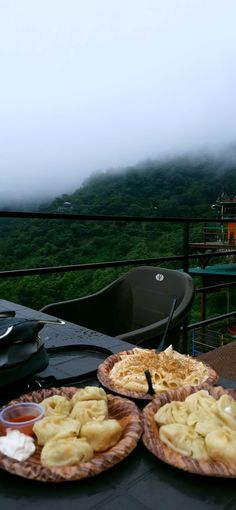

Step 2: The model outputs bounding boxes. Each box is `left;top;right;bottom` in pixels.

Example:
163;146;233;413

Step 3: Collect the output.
0;155;236;314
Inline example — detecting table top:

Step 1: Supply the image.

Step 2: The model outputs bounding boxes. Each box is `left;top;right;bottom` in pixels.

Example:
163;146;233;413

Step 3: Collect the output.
197;341;236;382
0;299;236;510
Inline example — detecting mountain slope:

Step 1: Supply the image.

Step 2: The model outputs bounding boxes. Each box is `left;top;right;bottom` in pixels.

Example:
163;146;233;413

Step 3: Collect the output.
0;156;236;309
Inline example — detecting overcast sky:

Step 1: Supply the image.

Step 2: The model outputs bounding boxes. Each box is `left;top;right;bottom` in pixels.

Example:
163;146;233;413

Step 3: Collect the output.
1;0;236;203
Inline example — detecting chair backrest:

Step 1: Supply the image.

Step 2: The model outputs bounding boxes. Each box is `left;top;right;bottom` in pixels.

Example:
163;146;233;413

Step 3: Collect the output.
40;266;195;350
114;266;194;348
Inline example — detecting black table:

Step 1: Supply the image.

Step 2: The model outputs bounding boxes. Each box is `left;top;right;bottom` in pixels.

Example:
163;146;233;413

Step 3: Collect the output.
0;300;236;510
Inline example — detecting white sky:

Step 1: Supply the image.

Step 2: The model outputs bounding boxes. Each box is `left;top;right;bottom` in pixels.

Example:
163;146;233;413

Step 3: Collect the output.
1;0;236;202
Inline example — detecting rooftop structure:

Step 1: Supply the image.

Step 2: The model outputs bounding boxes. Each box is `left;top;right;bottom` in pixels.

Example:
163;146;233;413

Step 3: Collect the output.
210;191;236;244
190;191;236;251
189;262;236;277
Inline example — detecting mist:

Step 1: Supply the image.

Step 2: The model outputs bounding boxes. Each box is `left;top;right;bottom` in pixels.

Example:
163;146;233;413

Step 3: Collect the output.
1;0;236;205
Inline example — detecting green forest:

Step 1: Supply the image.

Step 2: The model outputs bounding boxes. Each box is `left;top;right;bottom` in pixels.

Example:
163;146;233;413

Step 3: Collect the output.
0;155;236;322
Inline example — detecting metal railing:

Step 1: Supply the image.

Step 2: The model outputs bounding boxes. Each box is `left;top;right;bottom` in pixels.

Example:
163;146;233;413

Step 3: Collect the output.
1;210;236;353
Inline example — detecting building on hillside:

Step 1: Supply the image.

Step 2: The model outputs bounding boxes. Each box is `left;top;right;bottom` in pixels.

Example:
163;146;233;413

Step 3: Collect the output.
189;191;236;354
211;192;236;244
57;201;72;213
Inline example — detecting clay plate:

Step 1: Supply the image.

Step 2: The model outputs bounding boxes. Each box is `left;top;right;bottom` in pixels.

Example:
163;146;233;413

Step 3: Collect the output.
142;385;236;477
97;349;218;400
0;386;143;482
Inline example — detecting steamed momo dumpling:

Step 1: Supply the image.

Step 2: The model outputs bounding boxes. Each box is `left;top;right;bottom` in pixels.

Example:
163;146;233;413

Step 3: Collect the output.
80;419;123;452
155;401;188;425
33;415;81;445
70;399;108;425
41;437;93;467
185;390;215;416
187;405;221;429
157;391;236;462
186;391;221;429
71;386;107;406
194;417;222;437
159;423;209;459
159;424;193;456
213;394;236;430
205;427;236;462
41;395;71;417
190;434;209;460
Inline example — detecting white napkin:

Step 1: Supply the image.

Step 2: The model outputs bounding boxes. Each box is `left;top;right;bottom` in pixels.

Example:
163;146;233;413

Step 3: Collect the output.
0;429;36;461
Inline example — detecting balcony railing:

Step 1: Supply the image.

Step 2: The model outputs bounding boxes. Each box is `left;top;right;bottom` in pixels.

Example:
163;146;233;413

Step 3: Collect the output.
1;210;236;354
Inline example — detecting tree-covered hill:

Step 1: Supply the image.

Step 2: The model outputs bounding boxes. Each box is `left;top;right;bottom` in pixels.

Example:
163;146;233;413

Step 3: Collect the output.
0;155;236;311
47;156;232;217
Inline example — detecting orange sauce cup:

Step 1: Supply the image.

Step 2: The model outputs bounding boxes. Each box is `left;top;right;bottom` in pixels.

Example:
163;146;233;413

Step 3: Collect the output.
0;402;44;436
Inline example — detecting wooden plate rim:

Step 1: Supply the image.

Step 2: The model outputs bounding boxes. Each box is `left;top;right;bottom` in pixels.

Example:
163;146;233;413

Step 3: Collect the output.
97;349;219;400
0;386;143;483
142;385;236;478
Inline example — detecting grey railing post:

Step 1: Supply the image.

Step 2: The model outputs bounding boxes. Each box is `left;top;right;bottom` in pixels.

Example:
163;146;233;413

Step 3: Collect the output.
182;220;190;353
183;220;189;273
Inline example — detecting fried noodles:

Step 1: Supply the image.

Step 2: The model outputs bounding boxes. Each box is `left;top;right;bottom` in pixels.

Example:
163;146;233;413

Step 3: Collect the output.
109;346;209;393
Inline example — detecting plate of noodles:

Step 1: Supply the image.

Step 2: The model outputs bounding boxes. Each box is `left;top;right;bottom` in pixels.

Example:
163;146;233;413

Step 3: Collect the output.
142;385;236;477
0;386;143;482
97;346;218;400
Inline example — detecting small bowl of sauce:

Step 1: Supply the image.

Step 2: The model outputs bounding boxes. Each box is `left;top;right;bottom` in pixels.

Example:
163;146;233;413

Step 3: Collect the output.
0;402;44;436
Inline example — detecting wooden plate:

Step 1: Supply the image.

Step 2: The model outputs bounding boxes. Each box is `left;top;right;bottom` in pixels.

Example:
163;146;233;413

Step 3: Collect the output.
97;349;219;400
0;386;143;482
142;385;236;477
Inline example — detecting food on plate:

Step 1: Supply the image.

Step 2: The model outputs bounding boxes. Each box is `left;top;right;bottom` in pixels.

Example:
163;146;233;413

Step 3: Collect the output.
41;437;93;467
154;389;236;462
185;389;215;415
41;395;71;417
109;346;210;393
0;402;45;436
159;423;209;460
1;386;124;468
37;388;122;466
184;390;218;427
71;386;107;405
33;415;81;445
70;399;108;425
193;417;222;437
0;429;36;461
205;427;236;462
154;400;189;425
80;419;123;452
214;394;236;430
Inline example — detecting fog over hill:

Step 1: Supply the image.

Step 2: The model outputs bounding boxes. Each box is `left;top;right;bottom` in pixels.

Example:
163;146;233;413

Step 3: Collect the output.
1;1;236;207
1;147;236;212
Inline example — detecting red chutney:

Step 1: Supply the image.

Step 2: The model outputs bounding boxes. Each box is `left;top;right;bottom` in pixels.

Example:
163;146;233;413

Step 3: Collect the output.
4;415;38;436
8;415;36;423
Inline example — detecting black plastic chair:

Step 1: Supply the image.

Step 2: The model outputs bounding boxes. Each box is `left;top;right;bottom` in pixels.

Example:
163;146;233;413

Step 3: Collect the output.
40;266;195;350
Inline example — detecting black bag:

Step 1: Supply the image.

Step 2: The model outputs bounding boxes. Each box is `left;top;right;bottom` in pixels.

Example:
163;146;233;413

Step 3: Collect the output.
0;311;64;388
0;311;112;404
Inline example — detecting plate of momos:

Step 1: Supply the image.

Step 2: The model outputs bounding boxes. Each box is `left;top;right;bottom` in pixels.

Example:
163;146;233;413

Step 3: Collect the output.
97;346;218;400
0;385;143;482
142;385;236;477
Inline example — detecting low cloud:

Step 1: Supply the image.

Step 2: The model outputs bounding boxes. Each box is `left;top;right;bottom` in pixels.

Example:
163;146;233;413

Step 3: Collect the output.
1;0;236;203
